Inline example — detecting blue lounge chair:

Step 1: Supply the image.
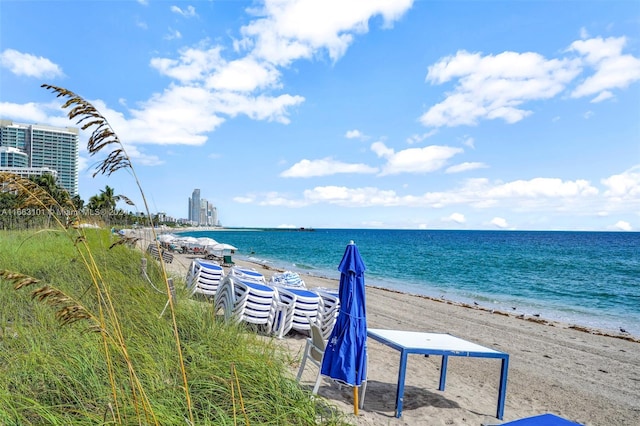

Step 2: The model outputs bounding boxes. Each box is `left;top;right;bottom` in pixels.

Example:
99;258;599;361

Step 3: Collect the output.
485;414;583;426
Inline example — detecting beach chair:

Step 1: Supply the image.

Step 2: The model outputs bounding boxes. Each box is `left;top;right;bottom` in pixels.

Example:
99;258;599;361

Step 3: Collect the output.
186;259;224;298
214;275;278;333
296;319;328;395
147;243;174;264
229;266;266;284
313;289;340;340
283;288;321;334
483;414;583;426
272;287;297;338
222;255;235;267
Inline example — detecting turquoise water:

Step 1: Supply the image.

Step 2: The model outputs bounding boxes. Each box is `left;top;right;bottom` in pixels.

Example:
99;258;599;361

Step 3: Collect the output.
178;229;640;337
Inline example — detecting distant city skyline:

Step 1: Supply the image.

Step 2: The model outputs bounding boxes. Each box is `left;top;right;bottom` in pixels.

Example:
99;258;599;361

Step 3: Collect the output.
188;188;218;226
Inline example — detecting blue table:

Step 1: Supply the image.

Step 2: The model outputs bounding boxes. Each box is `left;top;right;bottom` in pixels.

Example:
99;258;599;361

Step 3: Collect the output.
366;328;509;419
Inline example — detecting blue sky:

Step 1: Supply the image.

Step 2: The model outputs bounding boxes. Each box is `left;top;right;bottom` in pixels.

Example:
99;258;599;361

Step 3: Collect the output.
1;0;639;231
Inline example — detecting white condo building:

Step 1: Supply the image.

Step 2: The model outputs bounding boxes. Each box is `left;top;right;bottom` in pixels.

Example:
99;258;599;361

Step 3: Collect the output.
0;120;79;195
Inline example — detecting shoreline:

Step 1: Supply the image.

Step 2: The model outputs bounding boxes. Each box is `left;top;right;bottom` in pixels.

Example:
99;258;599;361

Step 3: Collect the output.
161;227;640;340
146;226;639;342
155;245;639;425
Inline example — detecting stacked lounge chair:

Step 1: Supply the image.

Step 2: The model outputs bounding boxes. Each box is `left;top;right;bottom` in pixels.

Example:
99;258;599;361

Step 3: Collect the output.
214;275;278;334
312;289;341;340
274;287;321;334
229;267;266;284
186;259;225;298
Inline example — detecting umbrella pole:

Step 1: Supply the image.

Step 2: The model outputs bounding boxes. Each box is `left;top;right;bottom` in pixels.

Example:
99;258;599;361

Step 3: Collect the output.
353;386;359;415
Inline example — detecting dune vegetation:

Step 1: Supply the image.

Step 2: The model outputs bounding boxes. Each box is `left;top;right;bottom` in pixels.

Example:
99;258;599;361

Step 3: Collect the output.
0;229;346;425
0;85;347;425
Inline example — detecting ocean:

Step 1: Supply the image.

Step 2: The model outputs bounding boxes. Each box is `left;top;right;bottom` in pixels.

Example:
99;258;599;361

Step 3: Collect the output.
177;229;640;337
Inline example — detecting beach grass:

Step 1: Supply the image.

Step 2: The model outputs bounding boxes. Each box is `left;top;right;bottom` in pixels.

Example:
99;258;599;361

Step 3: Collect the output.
0;229;347;425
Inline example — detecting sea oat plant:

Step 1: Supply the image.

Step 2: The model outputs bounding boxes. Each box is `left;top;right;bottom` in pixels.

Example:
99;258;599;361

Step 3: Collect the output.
0;86;350;426
0;84;193;424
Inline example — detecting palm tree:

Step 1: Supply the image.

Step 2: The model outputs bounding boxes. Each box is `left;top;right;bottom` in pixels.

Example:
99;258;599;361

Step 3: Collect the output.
100;185;116;213
31;173;70;206
71;194;84;211
86;185;133;226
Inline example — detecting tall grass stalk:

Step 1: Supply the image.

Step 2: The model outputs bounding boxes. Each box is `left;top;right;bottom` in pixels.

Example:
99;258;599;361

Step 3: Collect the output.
40;83;191;424
0;86;349;424
0;230;347;424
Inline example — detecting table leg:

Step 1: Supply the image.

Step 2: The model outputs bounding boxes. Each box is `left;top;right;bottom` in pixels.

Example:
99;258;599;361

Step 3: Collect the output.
496;355;509;419
395;350;409;418
438;355;449;391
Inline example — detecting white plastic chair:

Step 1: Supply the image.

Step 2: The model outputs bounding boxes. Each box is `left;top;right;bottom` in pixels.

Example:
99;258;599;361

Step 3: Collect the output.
296;319;327;395
229;267;266;284
285;288;321;334
272;288;297;338
213;275;278;333
296;315;368;409
186;259;224;297
313;289;340;340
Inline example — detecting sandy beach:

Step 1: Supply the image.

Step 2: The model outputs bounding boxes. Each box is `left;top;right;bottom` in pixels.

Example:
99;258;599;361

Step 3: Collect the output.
139;232;639;426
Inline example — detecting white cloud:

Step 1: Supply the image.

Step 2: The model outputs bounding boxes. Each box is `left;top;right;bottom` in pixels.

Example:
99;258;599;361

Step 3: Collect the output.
302;186;403;207
240;174;613;212
164;28;182;40
421;49;581;127
446;162;488;174
461;136;475;149
444;212;466;223
612;220;632;231
206;57;281;92
569;36;640;101
579;27;589;39
345;129;366;139
210;91;304;123
83;80;303;147
240;0;414;65
0;49;64;79
5;1;414;154
171;5;197;18
602;166;640;199
258;191;308;207
233;196;255;203
120;87;223;145
0;101;57;123
590;90;613;103
485;177;598;198
280;158;378;177
120;143;163;166
151;47;224;83
406;129;437;144
372;142;463;175
490;217;509;228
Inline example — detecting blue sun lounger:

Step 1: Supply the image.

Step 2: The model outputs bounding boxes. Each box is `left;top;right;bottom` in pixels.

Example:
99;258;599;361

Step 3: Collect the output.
484;413;583;426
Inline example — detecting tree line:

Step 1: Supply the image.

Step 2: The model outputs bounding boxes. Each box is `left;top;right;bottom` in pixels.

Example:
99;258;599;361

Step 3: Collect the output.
0;174;157;230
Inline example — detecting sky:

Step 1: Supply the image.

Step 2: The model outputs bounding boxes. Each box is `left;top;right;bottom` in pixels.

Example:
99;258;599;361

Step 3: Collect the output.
1;0;639;231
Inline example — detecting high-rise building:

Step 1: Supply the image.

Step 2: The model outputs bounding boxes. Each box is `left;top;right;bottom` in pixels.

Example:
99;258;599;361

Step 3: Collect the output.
189;188;201;224
188;188;218;226
0;120;79;195
0;146;28;167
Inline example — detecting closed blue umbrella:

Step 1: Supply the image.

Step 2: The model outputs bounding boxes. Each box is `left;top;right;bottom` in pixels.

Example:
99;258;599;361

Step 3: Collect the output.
321;241;367;413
